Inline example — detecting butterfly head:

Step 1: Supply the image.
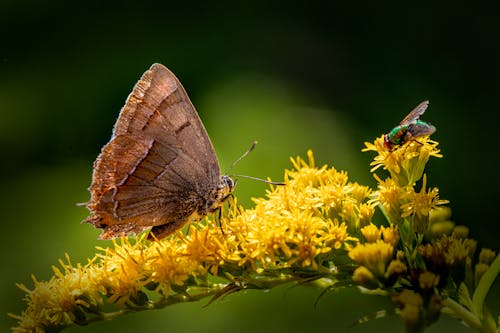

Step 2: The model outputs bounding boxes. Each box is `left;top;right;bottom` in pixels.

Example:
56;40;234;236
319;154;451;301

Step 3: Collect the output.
204;175;235;214
220;175;236;200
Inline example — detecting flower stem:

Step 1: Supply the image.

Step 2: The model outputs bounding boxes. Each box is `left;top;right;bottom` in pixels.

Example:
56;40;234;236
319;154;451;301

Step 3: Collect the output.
472;254;500;319
441;298;482;332
82;285;227;326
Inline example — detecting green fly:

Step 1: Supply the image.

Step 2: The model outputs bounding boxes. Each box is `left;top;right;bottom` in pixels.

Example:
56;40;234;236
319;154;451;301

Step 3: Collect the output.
384;100;436;150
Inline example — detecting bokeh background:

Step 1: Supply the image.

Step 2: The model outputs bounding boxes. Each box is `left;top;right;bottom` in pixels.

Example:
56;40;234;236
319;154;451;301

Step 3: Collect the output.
1;1;499;332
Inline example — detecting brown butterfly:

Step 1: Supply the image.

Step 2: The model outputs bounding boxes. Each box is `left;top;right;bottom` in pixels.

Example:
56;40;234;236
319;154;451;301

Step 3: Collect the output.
85;63;235;240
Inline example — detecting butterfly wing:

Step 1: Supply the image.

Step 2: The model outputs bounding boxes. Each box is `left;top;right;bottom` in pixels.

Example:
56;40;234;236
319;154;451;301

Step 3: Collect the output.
87;64;222;238
112;63;220;181
399;100;429;126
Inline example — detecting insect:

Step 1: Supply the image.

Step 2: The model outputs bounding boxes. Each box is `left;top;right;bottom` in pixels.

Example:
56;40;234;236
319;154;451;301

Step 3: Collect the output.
85;63;236;240
383;100;436;150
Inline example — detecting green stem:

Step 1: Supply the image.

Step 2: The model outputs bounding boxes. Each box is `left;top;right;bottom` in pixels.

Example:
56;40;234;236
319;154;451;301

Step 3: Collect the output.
76;272;318;329
441;298;482;332
82;285;227;325
472;254;500;319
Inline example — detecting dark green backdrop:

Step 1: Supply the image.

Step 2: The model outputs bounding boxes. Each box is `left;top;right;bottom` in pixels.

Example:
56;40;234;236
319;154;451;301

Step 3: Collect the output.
2;1;498;332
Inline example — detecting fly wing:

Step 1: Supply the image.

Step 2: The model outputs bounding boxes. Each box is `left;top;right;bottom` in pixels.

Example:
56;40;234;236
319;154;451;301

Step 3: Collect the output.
400;100;429;125
407;122;436;137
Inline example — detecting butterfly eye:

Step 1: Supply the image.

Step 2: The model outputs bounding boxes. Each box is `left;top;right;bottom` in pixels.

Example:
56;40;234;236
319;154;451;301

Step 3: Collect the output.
222;176;236;192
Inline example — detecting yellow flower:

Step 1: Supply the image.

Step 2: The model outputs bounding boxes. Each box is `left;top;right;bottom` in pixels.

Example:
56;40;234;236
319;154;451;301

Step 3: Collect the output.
357;203;376;228
15;140;485;333
147;239;201;290
381;225;399;246
475;263;489;285
372;175;404;225
473;248;496;287
478;248;496;265
178;226;222;269
429;206;452;223
363;135;442;186
385;259;407;280
12;257;102;332
392;290;424;326
400;175;449;233
348;240;394;277
418;235;476;269
427;221;455;239
96;237;151;306
418;271;440;290
452;225;470;239
353;266;377;286
361;224;381;242
401;175;449;219
427;206;455;238
349;183;372;202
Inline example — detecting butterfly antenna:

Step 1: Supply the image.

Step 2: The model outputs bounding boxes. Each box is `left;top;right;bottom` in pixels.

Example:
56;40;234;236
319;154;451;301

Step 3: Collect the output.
225;141;286;186
225;141;258;174
232;174;285;186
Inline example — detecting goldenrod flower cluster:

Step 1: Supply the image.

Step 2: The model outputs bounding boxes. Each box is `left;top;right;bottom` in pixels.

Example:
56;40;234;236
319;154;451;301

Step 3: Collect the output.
11;136;500;333
11;151;368;332
359;136;499;333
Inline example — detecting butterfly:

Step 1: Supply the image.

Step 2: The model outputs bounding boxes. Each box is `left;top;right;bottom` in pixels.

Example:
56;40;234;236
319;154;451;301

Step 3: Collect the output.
85;63;235;240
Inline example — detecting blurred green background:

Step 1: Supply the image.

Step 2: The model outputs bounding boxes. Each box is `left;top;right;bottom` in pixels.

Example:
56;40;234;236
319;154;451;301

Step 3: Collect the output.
1;1;499;332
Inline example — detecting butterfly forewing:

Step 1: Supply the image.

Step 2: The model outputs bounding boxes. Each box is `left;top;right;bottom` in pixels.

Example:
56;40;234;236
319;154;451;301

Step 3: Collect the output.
112;64;220;180
86;63;226;239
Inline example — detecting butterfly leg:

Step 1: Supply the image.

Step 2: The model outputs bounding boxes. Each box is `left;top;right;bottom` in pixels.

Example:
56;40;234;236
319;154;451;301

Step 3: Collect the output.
216;206;225;235
149;220;189;240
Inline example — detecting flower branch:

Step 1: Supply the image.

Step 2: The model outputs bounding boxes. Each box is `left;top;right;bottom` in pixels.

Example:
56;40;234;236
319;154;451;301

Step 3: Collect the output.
11;137;499;333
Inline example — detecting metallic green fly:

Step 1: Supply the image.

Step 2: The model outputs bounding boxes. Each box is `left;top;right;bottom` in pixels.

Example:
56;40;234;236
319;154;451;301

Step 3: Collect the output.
384;100;436;150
